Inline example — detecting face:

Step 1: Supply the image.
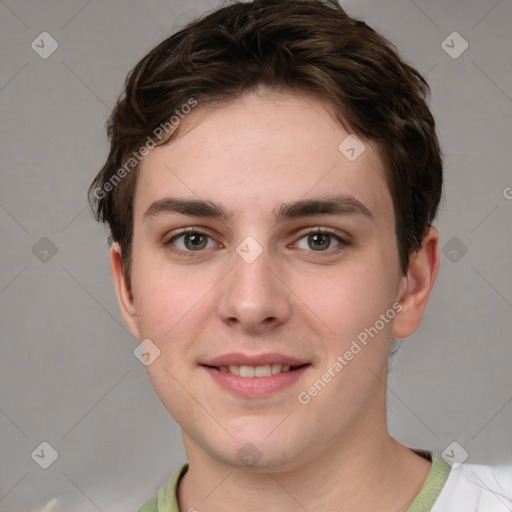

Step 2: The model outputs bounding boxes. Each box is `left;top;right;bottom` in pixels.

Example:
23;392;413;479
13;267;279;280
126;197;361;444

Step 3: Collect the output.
112;90;435;472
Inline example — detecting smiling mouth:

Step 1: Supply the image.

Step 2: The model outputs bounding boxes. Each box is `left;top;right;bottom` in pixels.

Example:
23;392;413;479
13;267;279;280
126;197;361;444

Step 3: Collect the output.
203;363;310;378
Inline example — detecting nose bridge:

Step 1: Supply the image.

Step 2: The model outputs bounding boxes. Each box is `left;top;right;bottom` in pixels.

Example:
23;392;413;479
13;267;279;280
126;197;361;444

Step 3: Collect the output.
217;240;290;331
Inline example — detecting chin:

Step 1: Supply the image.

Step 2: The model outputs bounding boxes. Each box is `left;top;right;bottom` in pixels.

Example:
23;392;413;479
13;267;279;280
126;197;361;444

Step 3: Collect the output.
208;431;310;474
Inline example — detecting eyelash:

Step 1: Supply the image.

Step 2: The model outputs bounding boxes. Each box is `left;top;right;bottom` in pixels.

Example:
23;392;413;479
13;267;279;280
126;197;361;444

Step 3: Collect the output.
163;227;350;258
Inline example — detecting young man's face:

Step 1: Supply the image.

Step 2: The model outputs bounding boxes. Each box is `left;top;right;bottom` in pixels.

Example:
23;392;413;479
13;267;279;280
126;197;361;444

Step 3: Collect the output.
112;90;435;471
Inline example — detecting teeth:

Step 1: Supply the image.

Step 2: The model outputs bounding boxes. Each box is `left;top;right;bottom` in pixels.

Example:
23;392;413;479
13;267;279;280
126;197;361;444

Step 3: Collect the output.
219;364;295;377
254;364;271;377
239;365;255;377
271;364;282;375
228;365;240;376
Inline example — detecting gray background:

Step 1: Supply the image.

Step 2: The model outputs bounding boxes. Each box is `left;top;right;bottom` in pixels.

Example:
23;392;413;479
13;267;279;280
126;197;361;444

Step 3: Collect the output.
1;0;511;510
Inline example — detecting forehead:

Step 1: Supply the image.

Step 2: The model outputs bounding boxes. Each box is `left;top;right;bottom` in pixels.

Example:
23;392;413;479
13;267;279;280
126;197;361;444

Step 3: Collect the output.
135;91;393;223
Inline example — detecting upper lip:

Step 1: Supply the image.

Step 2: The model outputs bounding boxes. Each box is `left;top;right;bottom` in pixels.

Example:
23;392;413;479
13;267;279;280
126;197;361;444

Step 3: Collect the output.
202;352;310;367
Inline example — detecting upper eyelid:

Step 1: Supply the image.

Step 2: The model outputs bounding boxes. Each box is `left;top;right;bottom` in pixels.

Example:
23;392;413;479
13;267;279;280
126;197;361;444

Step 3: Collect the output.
166;226;219;241
166;226;346;239
294;226;347;238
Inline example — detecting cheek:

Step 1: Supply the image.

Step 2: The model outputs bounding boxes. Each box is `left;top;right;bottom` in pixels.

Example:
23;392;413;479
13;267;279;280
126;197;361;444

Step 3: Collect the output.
129;258;222;378
130;262;212;417
292;266;398;410
130;257;204;336
290;259;398;343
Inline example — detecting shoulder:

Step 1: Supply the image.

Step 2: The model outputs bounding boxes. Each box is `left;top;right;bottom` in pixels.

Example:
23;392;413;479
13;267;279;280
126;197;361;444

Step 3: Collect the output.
138;495;158;512
432;462;512;511
137;464;189;512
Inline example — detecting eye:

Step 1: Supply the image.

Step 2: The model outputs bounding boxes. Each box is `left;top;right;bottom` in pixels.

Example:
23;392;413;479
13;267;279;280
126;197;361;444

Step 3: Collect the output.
294;229;348;252
165;229;217;254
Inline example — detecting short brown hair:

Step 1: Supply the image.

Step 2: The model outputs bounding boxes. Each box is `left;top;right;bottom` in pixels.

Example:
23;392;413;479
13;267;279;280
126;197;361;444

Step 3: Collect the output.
89;0;443;281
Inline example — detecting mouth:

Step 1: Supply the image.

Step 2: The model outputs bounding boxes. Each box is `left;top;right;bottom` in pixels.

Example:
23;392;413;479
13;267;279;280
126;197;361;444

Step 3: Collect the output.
200;354;312;397
203;363;310;378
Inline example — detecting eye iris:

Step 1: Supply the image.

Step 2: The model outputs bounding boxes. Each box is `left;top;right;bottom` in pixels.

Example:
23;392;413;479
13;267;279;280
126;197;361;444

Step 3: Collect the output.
185;233;207;250
308;233;330;250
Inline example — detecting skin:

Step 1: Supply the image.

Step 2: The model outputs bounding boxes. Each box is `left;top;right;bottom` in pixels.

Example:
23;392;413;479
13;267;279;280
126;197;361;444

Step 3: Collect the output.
111;89;440;511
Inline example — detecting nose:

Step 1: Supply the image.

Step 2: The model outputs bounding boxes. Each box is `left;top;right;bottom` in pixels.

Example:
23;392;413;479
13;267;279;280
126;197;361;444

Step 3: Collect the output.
216;246;291;335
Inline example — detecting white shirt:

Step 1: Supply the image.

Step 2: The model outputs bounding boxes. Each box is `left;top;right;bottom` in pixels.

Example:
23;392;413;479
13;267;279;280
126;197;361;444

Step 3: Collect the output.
432;463;512;511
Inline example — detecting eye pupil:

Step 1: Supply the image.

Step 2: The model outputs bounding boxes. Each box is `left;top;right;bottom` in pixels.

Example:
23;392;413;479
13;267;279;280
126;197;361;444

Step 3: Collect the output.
308;233;330;250
185;233;207;250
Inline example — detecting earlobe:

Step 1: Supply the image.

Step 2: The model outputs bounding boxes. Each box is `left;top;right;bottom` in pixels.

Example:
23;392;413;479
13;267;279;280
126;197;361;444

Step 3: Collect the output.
110;242;140;340
392;227;440;339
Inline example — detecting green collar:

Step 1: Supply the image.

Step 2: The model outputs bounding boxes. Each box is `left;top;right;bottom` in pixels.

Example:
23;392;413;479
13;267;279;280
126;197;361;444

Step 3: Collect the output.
406;452;452;511
139;451;451;512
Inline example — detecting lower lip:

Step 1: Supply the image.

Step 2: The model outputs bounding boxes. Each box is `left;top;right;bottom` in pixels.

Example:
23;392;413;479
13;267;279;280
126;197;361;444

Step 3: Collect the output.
202;365;310;397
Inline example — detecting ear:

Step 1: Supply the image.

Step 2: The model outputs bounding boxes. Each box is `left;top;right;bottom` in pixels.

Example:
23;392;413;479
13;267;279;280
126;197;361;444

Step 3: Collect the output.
392;227;440;338
110;242;140;340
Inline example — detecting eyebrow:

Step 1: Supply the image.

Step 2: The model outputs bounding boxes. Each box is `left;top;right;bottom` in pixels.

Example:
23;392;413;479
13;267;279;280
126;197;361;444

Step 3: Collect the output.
143;194;373;223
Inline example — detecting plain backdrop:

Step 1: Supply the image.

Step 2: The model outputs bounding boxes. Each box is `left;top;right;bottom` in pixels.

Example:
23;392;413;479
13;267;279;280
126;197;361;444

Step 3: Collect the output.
1;0;511;510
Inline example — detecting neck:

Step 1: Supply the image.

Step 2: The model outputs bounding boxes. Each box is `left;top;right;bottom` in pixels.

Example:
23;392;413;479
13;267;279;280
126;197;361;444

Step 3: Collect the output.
178;422;431;511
